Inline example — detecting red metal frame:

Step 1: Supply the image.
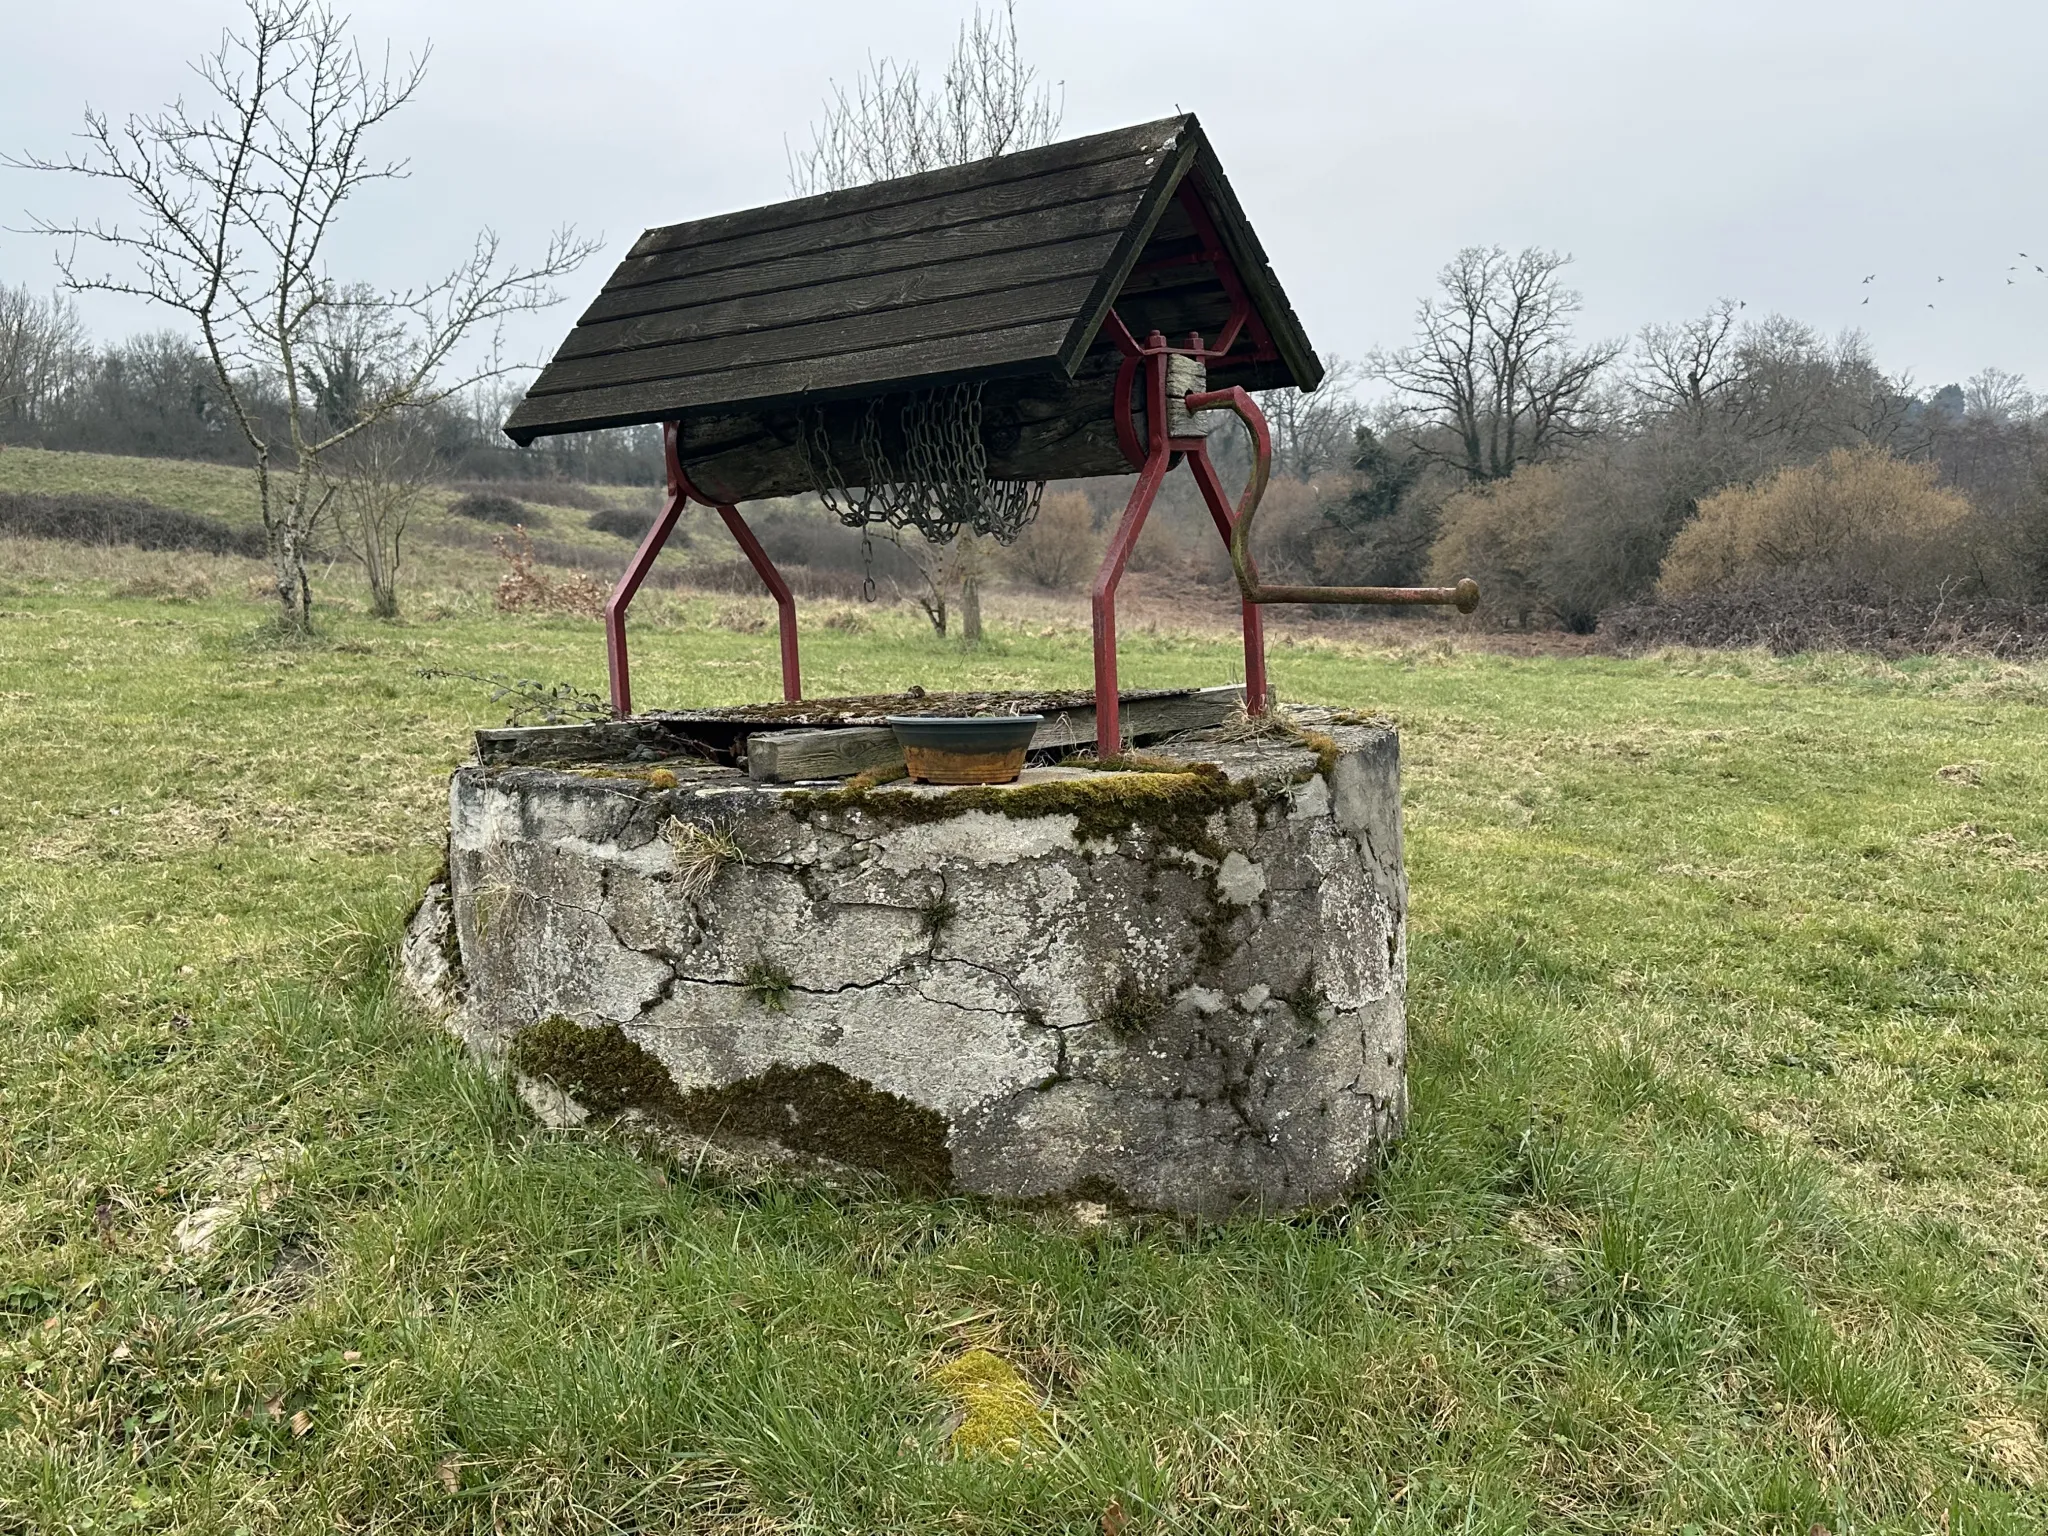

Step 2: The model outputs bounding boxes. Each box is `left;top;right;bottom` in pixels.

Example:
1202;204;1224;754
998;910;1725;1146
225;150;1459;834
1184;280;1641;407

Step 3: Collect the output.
1092;328;1272;756
604;421;801;717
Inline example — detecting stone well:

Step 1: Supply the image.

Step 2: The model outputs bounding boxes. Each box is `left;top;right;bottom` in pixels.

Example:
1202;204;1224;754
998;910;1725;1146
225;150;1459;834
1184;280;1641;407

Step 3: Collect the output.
405;714;1409;1216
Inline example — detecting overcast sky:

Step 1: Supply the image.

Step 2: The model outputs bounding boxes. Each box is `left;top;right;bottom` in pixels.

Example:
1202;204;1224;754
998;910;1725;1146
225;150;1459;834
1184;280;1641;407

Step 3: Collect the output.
6;0;2046;403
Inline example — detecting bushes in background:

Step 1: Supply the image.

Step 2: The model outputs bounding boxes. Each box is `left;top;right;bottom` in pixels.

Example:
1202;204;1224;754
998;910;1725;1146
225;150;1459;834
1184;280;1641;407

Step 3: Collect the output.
1004;491;1099;589
0;489;265;558
587;505;658;541
1660;447;1975;598
448;490;529;525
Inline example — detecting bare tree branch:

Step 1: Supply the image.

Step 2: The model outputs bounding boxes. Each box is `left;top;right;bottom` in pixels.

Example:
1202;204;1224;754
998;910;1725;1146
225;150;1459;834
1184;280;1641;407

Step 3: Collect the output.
8;0;595;632
1367;246;1622;482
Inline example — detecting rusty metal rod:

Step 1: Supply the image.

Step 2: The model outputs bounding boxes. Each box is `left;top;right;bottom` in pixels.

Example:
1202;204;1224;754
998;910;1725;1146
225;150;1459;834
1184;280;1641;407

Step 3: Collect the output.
1250;579;1481;612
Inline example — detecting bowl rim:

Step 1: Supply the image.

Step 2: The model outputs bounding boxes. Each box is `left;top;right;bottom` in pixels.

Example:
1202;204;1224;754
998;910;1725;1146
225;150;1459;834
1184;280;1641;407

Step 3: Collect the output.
882;713;1045;727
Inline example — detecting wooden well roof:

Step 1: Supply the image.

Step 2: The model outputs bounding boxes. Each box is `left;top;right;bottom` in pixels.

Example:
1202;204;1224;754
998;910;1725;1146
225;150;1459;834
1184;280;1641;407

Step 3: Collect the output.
503;114;1322;457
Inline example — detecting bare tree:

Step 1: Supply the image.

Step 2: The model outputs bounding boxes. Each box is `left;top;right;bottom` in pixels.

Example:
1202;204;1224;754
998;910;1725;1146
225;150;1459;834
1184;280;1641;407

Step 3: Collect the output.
788;1;1062;196
1964;367;2036;424
789;1;1063;643
1256;356;1364;480
326;404;434;620
0;285;84;432
1368;246;1621;482
1634;300;1742;418
12;0;593;632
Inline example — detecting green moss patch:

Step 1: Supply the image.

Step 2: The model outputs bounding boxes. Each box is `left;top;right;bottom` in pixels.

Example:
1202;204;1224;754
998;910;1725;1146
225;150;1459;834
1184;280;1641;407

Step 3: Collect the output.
792;760;1262;860
669;1062;953;1193
509;1021;953;1192
508;1016;682;1116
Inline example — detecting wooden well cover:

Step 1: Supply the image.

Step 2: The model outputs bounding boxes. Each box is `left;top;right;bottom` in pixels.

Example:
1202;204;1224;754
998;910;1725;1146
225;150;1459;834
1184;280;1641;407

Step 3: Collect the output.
503;114;1323;503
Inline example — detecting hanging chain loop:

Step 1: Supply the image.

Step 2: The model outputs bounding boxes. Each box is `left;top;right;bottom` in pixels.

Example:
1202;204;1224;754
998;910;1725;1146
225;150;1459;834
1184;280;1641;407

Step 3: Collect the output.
798;382;1044;547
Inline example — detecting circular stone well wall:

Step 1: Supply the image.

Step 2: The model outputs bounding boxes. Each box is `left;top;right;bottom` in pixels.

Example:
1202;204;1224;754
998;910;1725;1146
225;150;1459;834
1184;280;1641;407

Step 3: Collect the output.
405;716;1408;1217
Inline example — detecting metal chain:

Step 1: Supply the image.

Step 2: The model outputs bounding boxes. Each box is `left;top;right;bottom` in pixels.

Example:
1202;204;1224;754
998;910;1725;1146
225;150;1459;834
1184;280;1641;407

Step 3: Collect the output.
860;527;876;603
798;382;1044;547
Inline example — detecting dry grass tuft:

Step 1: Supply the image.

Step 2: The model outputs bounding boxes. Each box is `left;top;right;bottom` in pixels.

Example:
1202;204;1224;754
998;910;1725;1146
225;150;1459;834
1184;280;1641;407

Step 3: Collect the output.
663;816;748;901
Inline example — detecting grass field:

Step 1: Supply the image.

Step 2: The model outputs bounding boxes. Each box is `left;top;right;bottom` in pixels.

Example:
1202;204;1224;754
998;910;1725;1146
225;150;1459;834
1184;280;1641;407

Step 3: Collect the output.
3;557;2047;1530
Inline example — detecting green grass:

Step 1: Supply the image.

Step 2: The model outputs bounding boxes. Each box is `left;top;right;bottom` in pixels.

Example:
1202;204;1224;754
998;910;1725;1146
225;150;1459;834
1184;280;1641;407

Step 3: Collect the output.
2;579;2046;1533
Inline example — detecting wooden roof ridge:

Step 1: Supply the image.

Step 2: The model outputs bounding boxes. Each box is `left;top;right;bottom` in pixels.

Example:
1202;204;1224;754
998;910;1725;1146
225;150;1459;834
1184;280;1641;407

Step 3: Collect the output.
503;113;1321;447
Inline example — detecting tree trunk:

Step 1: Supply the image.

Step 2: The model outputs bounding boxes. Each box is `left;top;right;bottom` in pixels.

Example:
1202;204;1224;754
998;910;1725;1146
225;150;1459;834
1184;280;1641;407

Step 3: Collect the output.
960;571;982;642
270;522;313;633
957;532;984;642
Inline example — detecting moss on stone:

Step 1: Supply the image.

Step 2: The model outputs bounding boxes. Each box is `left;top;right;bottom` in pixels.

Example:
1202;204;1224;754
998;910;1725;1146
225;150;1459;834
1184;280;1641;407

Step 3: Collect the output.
509;1016;683;1116
1101;974;1168;1036
509;1021;956;1193
1297;730;1342;780
790;760;1260;861
669;1061;953;1193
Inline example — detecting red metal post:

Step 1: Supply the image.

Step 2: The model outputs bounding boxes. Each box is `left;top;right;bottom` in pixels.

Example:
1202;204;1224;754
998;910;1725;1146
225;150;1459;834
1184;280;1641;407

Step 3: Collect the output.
1090;340;1172;756
1186;446;1268;715
605;423;690;717
603;420;804;717
712;503;801;702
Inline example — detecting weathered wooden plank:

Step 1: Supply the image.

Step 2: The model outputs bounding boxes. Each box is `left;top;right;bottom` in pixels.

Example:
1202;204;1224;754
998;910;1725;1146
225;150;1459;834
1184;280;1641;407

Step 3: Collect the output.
606;156;1161;297
474;719;715;768
503;113;1323;446
741;686;1251;784
579;200;1139;328
746;726;903;783
506;318;1074;441
1185;155;1324;392
623;119;1181;261
556;232;1123;364
671;365;1131;502
525;277;1097;400
1026;685;1250;755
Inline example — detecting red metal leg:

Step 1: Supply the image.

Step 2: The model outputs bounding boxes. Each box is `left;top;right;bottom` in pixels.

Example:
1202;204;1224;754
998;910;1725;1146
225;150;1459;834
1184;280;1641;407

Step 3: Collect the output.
712;503;801;702
604;421;805;715
1090;447;1171;757
605;489;687;717
604;423;691;717
1089;345;1174;756
1187;446;1268;715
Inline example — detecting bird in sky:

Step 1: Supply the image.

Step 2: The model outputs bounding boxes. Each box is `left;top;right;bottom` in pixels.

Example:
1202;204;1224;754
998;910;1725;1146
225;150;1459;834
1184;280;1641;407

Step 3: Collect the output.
1862;274;1876;283
1937;275;1945;283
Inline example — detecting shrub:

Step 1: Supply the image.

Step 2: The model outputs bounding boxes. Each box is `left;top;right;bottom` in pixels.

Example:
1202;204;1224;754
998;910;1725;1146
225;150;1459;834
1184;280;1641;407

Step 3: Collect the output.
1004;490;1099;589
448;478;610;512
492;528;608;618
1428;457;1679;632
1659;447;1974;598
0;490;266;558
449;490;529;525
587;505;658;541
1601;573;2048;658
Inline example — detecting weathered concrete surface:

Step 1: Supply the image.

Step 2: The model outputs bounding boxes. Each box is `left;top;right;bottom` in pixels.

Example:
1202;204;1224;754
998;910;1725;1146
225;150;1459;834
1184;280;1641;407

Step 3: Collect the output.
408;714;1408;1216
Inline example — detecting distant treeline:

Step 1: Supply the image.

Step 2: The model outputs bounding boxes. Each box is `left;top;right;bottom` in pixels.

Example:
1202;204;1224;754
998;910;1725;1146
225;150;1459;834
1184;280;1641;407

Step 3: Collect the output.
0;285;663;484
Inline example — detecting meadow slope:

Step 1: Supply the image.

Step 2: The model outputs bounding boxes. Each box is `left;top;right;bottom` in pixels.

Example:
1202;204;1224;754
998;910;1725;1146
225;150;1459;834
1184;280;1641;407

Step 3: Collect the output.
1;576;2046;1533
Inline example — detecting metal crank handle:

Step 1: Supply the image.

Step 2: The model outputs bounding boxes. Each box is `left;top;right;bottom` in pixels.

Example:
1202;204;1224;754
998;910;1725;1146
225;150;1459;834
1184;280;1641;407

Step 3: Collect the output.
1181;384;1482;617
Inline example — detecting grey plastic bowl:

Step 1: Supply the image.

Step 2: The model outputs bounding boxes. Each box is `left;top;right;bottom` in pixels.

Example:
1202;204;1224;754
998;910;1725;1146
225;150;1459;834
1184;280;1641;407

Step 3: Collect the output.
884;714;1043;752
886;714;1044;784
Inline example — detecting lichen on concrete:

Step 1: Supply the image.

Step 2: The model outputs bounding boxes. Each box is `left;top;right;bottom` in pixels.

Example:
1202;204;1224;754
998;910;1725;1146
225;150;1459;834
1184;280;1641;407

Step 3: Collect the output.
412;709;1409;1216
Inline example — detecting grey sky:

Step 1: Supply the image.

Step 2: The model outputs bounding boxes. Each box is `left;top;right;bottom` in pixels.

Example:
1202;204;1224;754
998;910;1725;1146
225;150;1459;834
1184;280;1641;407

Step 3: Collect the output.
6;0;2046;405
